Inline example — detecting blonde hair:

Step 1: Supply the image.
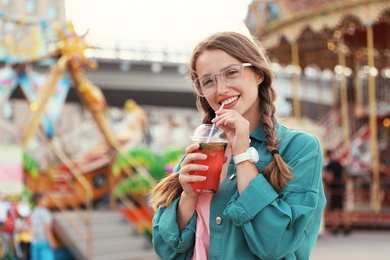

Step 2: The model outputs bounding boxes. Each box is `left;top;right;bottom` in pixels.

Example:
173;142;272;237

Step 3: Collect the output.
150;32;292;211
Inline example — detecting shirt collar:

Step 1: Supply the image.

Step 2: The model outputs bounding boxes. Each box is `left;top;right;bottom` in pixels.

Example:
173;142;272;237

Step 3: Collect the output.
250;121;281;142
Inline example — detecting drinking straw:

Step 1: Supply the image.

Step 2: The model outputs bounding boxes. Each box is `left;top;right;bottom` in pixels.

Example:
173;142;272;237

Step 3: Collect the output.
206;103;224;143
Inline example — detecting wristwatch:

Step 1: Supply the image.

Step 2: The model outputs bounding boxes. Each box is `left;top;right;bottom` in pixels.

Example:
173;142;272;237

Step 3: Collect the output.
233;147;259;165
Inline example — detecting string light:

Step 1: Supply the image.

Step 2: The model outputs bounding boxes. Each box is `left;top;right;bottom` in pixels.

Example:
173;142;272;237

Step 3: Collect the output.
383;118;390;128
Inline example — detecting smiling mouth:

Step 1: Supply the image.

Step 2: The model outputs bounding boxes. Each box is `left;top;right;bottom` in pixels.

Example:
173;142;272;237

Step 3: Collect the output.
221;96;239;106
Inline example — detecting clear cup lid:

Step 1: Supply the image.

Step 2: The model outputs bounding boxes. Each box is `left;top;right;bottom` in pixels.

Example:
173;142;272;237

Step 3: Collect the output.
190;124;227;143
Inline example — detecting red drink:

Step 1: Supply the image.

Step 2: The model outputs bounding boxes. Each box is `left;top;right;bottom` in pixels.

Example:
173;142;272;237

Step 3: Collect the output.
190;142;227;193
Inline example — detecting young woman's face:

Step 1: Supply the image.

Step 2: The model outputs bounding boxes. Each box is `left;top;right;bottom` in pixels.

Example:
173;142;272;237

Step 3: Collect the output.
195;49;263;120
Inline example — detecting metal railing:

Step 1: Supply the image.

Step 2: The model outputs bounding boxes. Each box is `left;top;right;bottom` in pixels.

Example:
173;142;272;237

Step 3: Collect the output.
46;138;94;259
85;37;191;64
319;75;390;217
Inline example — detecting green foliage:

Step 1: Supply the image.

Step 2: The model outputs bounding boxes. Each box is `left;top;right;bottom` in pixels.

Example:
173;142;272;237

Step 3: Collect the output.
112;146;157;176
112;175;152;198
22;151;39;178
159;147;184;176
112;146;183;180
111;146;184;198
160;147;184;167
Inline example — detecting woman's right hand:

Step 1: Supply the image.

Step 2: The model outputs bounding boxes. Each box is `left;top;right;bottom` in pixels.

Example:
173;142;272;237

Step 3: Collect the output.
178;143;208;199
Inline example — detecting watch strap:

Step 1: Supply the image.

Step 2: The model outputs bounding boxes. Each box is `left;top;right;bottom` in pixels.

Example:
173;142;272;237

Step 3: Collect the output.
233;152;251;165
233;147;259;165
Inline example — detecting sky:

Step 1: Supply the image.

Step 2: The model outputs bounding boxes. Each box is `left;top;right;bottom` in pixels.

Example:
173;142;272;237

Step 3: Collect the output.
63;0;293;115
64;0;253;53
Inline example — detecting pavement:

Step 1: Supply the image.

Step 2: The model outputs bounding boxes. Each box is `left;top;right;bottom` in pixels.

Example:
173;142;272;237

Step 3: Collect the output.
311;230;390;260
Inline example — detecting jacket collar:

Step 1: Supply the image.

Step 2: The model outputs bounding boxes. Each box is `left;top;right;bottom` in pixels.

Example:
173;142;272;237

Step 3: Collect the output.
250;121;281;142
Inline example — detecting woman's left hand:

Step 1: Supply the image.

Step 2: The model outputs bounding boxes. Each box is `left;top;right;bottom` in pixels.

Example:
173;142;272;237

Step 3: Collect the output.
212;109;250;156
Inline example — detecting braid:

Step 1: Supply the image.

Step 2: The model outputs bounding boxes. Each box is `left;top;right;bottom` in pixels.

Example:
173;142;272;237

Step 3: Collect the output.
259;87;293;190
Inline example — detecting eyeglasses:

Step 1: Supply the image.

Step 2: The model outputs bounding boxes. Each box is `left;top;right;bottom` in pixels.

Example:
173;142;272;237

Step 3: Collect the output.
192;63;252;97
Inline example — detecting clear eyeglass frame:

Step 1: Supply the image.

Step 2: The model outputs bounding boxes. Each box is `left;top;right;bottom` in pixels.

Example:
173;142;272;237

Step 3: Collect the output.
192;63;252;97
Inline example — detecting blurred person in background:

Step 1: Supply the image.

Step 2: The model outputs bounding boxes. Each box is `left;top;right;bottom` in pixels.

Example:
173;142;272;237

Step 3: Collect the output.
0;195;13;259
323;149;351;235
379;145;390;205
14;200;32;260
30;193;57;260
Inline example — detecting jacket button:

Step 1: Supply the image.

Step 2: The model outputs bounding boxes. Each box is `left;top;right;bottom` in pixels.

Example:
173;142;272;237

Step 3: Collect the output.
216;216;222;225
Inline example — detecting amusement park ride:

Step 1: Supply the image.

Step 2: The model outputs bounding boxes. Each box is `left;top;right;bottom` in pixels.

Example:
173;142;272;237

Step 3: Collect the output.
245;0;390;222
0;15;183;249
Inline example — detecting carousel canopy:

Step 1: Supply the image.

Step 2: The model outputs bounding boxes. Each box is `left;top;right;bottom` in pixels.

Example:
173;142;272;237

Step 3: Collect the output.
245;0;390;71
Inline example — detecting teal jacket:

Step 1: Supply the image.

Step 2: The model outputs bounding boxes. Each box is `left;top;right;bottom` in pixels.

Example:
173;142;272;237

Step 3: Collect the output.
152;123;326;260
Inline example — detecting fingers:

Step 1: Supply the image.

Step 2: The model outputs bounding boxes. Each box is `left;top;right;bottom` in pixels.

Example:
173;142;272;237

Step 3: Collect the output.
184;143;200;154
213;114;248;136
179;153;209;177
179;161;209;174
213;110;246;129
212;110;250;151
181;145;208;169
179;174;206;184
178;143;209;195
178;162;207;197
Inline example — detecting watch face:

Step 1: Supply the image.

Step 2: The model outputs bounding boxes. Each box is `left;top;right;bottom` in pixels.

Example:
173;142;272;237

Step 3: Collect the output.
249;147;259;162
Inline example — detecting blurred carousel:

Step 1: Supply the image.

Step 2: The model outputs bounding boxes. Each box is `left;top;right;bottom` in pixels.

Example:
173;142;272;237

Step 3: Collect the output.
245;0;390;224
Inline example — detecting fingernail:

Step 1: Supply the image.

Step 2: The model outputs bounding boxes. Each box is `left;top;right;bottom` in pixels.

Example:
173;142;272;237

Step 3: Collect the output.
202;165;209;170
200;154;207;159
200;176;207;180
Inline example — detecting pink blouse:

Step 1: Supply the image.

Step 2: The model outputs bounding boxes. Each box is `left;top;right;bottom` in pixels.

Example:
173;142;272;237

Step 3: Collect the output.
192;149;230;260
192;193;213;260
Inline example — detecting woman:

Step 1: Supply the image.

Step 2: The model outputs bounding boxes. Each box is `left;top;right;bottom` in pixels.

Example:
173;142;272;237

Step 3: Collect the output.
150;31;326;260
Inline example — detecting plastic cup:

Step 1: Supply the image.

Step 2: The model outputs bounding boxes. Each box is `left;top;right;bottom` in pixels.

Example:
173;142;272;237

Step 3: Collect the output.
189;124;227;193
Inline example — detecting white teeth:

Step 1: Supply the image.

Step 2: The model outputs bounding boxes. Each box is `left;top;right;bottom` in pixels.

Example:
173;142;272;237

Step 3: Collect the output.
222;96;238;105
